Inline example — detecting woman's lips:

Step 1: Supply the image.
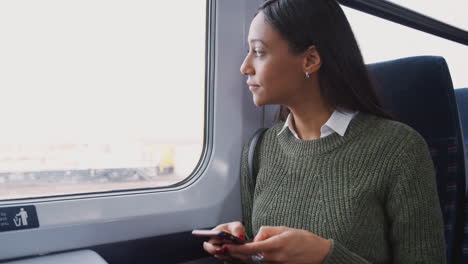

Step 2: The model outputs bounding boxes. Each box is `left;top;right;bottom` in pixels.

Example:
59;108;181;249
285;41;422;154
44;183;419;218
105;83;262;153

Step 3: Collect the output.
248;83;260;91
249;85;260;91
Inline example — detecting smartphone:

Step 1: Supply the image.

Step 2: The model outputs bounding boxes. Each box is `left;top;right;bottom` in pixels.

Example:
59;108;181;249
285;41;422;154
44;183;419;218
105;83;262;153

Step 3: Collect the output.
192;230;247;244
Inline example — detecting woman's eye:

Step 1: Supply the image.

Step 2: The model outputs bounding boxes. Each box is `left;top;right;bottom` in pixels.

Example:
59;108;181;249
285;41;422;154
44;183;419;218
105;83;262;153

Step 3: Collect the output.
246;48;264;57
254;49;264;57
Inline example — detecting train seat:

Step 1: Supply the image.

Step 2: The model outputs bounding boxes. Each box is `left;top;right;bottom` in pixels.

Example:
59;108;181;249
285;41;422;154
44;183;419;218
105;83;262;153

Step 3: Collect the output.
367;56;465;263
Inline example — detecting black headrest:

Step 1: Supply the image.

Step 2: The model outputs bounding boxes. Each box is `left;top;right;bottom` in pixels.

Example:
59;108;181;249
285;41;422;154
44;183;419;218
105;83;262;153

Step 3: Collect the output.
367;56;460;140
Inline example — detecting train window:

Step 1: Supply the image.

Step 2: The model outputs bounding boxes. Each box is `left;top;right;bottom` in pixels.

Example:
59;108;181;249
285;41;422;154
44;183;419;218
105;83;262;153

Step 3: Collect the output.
386;0;468;31
0;1;206;200
342;6;468;89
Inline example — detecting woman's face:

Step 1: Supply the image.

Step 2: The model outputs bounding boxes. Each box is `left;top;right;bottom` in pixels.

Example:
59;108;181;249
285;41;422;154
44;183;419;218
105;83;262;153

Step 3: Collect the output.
240;12;307;107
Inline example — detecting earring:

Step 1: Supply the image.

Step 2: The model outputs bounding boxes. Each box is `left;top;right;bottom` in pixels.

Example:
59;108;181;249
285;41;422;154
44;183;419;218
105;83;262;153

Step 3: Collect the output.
305;72;311;79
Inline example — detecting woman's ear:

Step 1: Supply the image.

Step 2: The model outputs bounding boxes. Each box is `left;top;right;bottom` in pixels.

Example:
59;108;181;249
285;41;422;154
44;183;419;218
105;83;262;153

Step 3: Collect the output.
303;46;321;74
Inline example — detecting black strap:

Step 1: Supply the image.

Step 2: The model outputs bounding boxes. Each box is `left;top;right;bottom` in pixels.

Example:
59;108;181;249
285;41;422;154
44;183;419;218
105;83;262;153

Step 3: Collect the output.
248;128;268;182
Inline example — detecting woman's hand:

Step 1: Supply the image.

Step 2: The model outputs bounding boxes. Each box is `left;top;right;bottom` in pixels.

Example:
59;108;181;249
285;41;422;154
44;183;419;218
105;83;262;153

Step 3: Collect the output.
225;226;332;264
202;221;246;262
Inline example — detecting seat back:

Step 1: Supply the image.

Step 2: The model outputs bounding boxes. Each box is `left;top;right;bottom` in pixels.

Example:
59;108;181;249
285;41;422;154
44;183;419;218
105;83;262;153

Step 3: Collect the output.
367;56;465;264
454;88;468;263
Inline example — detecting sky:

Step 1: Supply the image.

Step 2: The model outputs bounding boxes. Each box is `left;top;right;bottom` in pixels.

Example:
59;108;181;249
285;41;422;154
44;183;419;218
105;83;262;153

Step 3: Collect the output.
0;0;206;144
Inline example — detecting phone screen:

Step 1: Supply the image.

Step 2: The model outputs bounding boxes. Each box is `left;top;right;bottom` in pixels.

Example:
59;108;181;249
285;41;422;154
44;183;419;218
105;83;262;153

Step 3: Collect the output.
192;230;246;244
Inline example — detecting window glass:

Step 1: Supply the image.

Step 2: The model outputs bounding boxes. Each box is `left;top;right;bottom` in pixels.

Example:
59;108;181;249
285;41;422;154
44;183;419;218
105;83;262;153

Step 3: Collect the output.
342;6;468;89
386;0;468;31
0;0;206;200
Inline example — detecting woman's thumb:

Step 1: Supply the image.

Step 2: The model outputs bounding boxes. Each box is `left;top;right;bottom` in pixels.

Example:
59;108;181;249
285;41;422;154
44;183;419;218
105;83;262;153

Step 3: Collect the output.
253;226;287;242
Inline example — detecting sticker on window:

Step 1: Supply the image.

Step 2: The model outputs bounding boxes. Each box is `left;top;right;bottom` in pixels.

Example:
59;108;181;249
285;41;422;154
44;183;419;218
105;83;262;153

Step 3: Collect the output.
0;205;39;232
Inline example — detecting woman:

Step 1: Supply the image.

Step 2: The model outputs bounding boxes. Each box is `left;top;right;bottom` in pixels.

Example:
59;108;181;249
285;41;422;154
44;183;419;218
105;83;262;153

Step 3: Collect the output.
203;0;446;263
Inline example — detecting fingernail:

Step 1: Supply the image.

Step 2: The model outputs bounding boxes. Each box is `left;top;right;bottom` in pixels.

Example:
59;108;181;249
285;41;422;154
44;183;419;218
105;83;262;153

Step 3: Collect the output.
238;234;245;239
223;246;229;253
215;248;223;254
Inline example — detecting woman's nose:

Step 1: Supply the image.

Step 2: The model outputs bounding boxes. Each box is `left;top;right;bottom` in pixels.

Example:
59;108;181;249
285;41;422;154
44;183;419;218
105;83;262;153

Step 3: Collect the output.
240;55;254;76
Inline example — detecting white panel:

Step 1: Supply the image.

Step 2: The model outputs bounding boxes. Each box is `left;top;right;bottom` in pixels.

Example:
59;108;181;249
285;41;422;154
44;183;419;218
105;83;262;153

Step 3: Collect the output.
0;0;264;260
343;6;468;89
3;250;107;264
387;0;468;31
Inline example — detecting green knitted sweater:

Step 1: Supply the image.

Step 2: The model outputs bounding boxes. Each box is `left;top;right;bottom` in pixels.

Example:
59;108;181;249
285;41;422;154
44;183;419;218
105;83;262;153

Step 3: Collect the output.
240;113;446;263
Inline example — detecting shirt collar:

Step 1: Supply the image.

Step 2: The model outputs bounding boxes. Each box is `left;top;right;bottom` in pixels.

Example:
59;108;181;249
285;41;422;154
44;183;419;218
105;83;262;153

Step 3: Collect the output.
278;109;358;139
278;114;300;139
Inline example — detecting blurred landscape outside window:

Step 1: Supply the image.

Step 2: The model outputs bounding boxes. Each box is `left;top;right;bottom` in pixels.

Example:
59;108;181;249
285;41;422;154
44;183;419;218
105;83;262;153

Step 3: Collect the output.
0;0;206;199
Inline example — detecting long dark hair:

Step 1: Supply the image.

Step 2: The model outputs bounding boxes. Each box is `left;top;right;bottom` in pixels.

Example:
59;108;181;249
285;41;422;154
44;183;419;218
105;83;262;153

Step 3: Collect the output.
259;0;392;121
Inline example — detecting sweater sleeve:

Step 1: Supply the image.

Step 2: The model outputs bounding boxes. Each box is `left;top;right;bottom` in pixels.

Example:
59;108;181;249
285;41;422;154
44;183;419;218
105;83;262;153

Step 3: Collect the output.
324;131;446;264
240;142;255;241
384;133;447;263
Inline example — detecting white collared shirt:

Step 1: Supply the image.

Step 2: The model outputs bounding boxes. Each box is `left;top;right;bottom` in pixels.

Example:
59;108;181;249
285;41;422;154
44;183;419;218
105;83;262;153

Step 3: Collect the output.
278;109;358;139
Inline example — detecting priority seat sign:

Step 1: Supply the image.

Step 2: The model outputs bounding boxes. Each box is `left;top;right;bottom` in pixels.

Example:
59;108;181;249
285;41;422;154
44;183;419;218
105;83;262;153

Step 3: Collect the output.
0;205;39;232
